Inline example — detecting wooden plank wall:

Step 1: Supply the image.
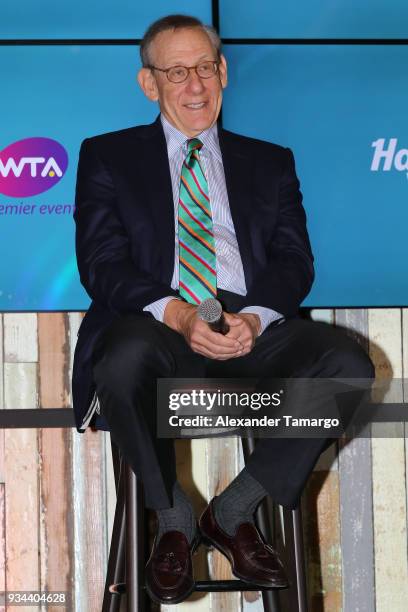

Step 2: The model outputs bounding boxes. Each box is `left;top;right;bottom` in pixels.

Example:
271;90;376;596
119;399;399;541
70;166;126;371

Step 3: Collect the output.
0;313;108;612
0;309;407;611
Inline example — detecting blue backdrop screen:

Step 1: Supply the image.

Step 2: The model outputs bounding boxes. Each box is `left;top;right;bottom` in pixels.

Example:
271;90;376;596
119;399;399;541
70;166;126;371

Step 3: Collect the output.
1;5;407;309
220;0;408;38
0;45;156;310
223;44;408;306
1;0;211;39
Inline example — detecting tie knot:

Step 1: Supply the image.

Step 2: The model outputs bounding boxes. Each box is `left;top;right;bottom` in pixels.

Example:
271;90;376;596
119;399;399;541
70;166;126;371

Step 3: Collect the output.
187;138;203;155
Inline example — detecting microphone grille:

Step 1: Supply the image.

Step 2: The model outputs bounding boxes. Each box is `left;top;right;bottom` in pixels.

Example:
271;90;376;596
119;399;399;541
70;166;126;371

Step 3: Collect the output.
197;298;222;323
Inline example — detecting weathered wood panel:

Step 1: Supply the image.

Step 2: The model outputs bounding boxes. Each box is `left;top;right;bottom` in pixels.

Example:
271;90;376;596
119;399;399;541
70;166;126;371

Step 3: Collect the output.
303;471;342;611
310;309;338;473
4;427;39;596
403;308;408;589
2;306;408;612
104;431;117;562
4;362;37;411
4;314;40;612
298;309;341;611
206;437;241;611
335;308;375;612
68;312;109;612
403;309;408;392
0;317;4;606
68;312;89;612
237;444;263;612
0;484;6;612
161;439;211;611
38;314;73;612
0;315;5;483
3;313;38;363
84;428;108;612
369;309;408;612
310;309;334;325
0;315;3;409
38;313;70;409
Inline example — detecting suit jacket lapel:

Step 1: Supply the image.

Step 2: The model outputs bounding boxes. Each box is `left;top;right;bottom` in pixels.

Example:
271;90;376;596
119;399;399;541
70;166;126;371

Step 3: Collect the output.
218;127;254;290
137;116;175;284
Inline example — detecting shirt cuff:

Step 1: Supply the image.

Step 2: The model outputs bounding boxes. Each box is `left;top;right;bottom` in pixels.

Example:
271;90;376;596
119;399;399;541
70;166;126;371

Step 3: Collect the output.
239;306;284;336
143;296;182;323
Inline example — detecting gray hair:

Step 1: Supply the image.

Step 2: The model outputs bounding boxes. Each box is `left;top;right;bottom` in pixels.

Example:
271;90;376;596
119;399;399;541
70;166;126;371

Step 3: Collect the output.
140;14;222;67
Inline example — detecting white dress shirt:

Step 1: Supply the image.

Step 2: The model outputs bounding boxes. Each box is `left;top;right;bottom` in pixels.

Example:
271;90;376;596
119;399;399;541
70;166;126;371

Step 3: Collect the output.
143;114;283;334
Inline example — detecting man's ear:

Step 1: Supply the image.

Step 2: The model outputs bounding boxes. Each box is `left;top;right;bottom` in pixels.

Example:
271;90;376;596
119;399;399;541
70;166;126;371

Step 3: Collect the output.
137;67;159;101
219;53;228;89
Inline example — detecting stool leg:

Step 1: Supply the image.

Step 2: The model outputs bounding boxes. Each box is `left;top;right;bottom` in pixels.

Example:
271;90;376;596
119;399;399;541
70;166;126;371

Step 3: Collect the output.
125;465;146;612
257;499;282;612
110;438;122;492
292;507;308;612
241;436;281;612
102;454;126;612
282;506;308;612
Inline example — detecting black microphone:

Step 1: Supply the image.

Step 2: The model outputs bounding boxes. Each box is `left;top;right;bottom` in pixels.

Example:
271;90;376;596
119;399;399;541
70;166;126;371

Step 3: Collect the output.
197;298;230;335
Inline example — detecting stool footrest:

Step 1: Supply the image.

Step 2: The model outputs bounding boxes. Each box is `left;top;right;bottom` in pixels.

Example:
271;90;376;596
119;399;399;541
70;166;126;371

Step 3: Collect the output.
109;580;288;594
194;579;287;592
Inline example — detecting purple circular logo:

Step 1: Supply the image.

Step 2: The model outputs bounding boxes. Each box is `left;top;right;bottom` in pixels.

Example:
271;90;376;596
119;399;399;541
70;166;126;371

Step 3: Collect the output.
0;137;68;198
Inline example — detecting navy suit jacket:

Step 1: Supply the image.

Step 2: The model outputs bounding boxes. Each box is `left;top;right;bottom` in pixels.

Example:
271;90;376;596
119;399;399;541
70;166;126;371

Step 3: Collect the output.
72;116;314;432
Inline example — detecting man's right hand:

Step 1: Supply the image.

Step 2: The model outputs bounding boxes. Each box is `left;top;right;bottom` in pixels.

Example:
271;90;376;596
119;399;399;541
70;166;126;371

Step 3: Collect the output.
164;299;245;360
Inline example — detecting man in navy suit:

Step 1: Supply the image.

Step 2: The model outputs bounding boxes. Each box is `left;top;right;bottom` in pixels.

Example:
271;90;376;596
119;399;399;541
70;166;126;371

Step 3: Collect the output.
73;14;374;605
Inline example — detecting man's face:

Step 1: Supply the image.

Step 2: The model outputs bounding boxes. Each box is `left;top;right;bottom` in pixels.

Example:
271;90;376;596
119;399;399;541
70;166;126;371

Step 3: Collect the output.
138;27;227;137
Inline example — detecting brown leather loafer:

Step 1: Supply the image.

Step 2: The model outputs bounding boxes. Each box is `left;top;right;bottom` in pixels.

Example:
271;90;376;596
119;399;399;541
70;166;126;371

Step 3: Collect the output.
199;497;288;588
145;530;199;605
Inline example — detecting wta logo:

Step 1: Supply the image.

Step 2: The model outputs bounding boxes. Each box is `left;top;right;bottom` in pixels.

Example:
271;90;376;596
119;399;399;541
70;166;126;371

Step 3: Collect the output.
0;137;68;197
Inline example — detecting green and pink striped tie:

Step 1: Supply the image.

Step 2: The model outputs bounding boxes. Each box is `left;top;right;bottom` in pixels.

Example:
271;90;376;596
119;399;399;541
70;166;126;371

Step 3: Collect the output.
178;138;217;304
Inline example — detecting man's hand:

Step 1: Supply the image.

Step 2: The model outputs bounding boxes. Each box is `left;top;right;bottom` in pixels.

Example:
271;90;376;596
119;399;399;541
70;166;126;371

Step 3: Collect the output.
223;312;261;355
164;299;248;360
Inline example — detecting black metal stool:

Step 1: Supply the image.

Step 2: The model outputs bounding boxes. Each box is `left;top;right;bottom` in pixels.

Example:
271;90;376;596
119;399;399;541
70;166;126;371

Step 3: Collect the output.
102;435;308;612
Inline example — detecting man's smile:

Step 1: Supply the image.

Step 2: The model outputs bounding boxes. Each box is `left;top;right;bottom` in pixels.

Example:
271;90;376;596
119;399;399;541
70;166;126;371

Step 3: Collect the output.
184;102;207;110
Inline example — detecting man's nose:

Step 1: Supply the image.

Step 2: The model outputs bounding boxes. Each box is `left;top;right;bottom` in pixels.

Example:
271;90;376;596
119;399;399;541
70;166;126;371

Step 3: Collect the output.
185;69;205;93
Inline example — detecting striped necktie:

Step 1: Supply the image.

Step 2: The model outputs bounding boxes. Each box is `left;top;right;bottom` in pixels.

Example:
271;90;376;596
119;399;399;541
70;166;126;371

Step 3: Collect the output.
178;138;217;304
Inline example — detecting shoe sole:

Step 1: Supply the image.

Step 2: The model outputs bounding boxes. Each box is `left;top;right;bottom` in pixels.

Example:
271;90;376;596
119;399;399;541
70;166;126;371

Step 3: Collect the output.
146;581;195;606
200;534;289;590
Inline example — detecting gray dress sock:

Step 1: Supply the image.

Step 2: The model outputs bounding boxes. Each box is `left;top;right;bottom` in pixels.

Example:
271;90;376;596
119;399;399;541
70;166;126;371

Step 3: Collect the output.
155;481;196;544
213;467;267;536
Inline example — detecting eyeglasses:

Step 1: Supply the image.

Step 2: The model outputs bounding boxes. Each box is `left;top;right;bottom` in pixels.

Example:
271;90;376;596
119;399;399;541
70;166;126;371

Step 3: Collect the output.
148;60;220;83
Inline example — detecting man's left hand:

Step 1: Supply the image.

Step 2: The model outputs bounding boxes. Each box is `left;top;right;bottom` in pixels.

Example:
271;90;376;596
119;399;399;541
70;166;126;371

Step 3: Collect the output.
223;312;261;356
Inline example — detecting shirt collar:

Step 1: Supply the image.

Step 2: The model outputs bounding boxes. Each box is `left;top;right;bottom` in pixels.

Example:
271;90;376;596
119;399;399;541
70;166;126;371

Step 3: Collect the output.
160;113;222;163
